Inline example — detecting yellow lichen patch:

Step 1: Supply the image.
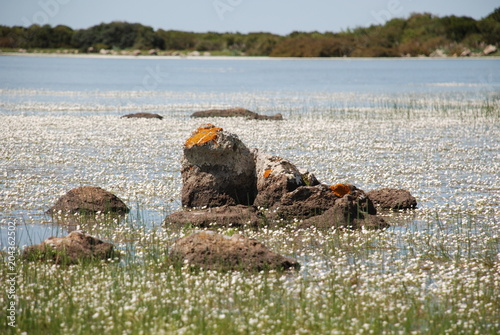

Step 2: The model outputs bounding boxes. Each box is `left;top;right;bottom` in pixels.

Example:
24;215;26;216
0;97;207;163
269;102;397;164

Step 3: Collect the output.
330;183;351;197
263;169;273;178
185;124;223;149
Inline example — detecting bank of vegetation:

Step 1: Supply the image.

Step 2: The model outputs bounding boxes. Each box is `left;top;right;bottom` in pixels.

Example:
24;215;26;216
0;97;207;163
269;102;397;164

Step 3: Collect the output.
1;8;498;57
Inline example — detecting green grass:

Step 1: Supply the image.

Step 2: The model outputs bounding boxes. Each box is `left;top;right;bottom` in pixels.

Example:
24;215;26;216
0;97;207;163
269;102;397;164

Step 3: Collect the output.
1;213;499;334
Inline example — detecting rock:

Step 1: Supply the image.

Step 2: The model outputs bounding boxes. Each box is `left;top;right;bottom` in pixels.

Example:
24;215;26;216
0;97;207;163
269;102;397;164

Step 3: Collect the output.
121;112;163;120
22;231;117;265
191;108;283;120
181;124;257;208
47;186;129;215
430;49;446;57
170;231;299;271
483;45;497;55
299;206;388;230
192;107;257;118
164;205;264;228
148;49;158;55
460;48;472;57
367;188;417;210
271;184;375;220
247;113;284;120
253;150;317;208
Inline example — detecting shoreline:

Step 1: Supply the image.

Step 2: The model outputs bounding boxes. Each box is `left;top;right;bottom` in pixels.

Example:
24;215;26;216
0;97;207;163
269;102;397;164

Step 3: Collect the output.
2;51;500;61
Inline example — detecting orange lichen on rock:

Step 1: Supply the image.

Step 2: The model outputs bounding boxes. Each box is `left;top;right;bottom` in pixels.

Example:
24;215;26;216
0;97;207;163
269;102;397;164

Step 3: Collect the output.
330;183;351;197
185;124;223;149
263;169;273;178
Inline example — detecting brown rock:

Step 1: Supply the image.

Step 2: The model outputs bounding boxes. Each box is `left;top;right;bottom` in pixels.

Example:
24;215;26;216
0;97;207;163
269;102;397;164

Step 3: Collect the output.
272;184;375;220
191;107;283;120
121;112;163;119
47;186;129;215
181;124;257;208
191;107;257;118
299;195;388;230
247;113;284;120
367;188;417;210
164;205;264;228
22;231;117;265
170;231;299;271
254;150;318;208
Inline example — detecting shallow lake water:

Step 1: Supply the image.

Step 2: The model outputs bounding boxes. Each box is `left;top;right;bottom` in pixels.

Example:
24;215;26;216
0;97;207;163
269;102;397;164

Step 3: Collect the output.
1;55;499;249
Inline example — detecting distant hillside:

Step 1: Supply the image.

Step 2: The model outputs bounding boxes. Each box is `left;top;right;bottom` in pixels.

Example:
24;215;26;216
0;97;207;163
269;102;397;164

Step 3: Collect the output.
1;8;498;57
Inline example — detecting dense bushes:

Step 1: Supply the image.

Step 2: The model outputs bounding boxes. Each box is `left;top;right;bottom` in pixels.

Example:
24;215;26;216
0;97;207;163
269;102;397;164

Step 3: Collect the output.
1;7;498;56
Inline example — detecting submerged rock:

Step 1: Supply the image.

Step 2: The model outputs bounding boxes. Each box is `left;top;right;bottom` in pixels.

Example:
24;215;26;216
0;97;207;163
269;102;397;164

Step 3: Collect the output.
170;231;299;271
181;124;257;208
47;186;129;215
367;188;417;210
22;231;117;265
191;107;283;120
121;112;163;119
165;205;264;228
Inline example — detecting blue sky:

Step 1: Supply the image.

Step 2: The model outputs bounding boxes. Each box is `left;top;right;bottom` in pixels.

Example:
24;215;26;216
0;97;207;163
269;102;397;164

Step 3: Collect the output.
0;0;498;35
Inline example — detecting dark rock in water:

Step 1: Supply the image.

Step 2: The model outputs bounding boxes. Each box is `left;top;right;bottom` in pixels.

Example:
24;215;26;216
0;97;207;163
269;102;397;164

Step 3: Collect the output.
181;124;257;208
121;112;163;119
165;205;263;228
270;185;338;219
191;107;283;120
170;231;300;271
192;107;256;118
22;231;117;265
367;188;417;210
298;194;388;230
271;184;375;220
247;113;284;120
298;207;389;229
47;186;129;215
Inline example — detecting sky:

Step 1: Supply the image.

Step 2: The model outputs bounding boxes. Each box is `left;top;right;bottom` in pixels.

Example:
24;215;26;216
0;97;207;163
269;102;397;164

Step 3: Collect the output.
0;0;498;35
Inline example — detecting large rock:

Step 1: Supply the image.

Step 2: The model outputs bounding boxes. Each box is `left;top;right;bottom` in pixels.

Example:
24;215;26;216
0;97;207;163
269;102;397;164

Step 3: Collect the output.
121;112;163;119
164;205;264;228
170;231;299;271
181;124;257;207
191;107;283;120
271;184;376;220
298;193;387;230
367;188;417;210
47;186;129;215
22;231;117;265
253;150;318;208
483;45;497;55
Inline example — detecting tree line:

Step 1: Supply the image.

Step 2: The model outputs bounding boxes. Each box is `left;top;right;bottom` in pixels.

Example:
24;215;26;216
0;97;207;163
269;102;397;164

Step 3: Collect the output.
0;8;498;57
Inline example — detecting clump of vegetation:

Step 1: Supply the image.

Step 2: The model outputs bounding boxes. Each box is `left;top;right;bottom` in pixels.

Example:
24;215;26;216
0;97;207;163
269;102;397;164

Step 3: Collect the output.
1;8;498;56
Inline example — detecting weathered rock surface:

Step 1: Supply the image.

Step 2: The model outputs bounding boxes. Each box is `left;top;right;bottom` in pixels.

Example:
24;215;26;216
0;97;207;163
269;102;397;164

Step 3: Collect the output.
47;186;129;215
191;107;283;120
22;231;117;264
271;184;376;220
165;205;264;228
298;207;389;229
367;188;417;210
121;112;163;119
181;124;257;208
483;45;497;55
254;150;318;208
170;231;299;271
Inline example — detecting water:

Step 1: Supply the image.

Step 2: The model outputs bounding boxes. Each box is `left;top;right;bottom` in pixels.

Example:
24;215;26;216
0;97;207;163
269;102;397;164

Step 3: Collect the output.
1;54;499;248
